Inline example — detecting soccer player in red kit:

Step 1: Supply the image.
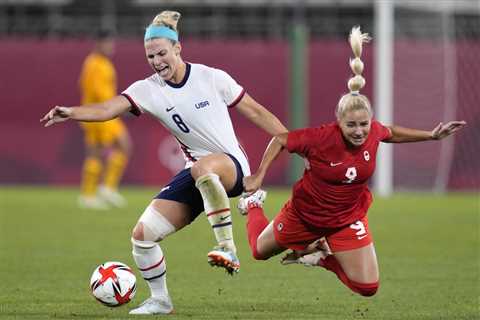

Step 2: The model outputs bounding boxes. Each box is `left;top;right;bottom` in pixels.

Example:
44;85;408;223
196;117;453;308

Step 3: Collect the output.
238;26;466;298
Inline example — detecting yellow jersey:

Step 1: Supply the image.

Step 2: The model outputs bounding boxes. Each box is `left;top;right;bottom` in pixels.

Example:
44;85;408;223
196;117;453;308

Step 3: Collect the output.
79;52;116;104
79;52;125;146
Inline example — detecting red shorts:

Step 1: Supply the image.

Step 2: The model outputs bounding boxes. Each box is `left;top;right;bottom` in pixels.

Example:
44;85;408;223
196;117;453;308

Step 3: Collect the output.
273;200;373;252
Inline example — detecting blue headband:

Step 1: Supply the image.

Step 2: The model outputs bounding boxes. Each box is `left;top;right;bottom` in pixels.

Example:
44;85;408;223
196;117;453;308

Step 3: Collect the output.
144;25;179;42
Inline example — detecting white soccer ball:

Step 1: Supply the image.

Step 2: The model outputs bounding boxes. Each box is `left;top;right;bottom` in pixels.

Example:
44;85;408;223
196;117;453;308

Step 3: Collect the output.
89;261;137;307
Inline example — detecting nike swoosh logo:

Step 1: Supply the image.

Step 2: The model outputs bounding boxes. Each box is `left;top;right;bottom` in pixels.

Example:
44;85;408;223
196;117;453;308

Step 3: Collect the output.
160;186;171;192
220;215;231;221
330;162;343;167
358;235;368;240
166;106;175;112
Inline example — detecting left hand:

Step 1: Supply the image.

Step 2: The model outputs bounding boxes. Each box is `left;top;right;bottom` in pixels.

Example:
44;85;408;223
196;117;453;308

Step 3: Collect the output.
431;121;466;140
243;173;264;193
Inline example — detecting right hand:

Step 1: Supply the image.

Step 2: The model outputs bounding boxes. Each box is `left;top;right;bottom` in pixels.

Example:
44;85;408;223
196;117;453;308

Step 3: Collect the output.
430;121;466;140
40;106;72;127
243;173;264;193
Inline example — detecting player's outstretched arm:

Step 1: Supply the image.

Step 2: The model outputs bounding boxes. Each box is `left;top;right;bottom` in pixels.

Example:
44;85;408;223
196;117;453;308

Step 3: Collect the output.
40;95;133;127
430;121;466;140
243;133;288;193
385;120;466;143
236;93;288;136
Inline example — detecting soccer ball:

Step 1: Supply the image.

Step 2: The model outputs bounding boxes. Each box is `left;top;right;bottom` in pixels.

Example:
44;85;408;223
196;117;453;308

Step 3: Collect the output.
89;261;137;307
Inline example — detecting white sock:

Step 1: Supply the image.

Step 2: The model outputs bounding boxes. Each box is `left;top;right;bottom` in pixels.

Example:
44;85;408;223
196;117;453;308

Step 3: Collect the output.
132;240;169;299
195;173;236;252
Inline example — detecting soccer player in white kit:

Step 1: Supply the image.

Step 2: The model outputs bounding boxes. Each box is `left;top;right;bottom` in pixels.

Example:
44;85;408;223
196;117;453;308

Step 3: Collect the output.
41;11;287;315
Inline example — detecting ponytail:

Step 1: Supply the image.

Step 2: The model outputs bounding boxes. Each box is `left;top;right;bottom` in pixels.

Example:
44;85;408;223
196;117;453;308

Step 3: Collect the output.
347;26;371;94
336;26;373;119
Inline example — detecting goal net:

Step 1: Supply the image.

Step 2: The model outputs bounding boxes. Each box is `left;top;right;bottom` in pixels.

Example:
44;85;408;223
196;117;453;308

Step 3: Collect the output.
379;1;479;192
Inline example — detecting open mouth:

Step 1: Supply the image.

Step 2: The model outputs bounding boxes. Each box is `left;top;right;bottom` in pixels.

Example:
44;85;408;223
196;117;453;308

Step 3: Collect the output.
351;136;364;144
156;65;169;77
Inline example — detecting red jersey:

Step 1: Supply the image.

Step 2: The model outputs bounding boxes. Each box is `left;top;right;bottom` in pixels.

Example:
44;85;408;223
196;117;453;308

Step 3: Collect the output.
286;120;392;228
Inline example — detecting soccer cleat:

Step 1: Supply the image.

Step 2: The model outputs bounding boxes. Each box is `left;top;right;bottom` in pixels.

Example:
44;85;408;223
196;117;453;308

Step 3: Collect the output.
77;195;110;210
299;251;327;266
129;296;174;315
280;238;331;267
237;189;267;215
280;250;302;265
281;250;327;267
316;237;332;255
98;185;127;208
207;246;240;275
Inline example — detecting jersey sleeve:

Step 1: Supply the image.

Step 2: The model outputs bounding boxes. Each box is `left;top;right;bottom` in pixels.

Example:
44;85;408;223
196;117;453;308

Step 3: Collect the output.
121;80;152;116
213;68;245;108
372;120;393;141
287;127;323;156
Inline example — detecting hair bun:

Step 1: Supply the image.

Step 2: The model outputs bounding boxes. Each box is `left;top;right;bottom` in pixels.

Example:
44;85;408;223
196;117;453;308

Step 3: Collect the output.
348;75;365;92
349;57;364;75
152;11;182;31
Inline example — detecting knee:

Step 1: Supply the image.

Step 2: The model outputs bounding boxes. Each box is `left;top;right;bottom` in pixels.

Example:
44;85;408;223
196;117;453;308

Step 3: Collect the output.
251;243;270;261
131;221;165;243
131;222;145;241
190;162;212;180
133;205;176;242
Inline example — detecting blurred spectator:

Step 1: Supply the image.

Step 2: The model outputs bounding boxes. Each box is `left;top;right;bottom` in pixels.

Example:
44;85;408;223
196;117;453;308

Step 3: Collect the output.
78;29;132;210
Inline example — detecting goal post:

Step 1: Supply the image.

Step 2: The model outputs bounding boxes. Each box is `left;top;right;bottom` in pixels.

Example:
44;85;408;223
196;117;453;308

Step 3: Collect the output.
373;0;394;197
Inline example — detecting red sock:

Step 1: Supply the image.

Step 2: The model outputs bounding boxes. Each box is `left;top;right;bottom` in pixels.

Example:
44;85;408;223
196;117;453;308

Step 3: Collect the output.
246;207;269;260
320;255;379;297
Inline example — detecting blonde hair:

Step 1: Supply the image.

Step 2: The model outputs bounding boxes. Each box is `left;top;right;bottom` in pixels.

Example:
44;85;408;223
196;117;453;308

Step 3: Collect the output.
336;26;372;119
151;10;181;33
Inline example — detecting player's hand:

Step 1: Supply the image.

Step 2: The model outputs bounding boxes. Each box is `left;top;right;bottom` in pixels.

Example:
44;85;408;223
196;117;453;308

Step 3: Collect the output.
40;106;72;127
431;120;466;140
243;174;263;193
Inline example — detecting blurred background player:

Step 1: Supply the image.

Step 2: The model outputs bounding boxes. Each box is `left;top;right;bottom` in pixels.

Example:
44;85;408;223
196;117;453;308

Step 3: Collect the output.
41;10;287;315
78;29;132;210
239;26;466;298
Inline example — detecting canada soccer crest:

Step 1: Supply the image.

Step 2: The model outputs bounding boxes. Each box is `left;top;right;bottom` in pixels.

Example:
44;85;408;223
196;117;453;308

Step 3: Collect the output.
363;151;370;161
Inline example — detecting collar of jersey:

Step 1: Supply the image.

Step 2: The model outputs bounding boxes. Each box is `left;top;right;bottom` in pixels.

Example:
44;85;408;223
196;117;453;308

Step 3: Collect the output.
165;63;191;88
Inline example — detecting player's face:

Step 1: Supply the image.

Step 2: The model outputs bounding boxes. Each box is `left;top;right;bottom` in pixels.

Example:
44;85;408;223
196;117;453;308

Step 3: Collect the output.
145;38;182;81
338;109;372;147
99;38;115;57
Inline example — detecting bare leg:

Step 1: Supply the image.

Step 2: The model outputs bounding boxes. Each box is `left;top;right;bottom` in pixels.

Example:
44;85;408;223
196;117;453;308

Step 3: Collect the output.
319;243;379;296
333;244;379;283
239;190;286;260
283;240;379;296
254;221;286;258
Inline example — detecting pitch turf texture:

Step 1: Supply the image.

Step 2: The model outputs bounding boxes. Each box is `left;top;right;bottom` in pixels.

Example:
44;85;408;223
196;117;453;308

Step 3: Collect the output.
0;187;478;320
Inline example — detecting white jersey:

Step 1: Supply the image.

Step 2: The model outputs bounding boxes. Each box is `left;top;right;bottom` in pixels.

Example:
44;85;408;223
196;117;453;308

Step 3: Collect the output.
122;63;250;176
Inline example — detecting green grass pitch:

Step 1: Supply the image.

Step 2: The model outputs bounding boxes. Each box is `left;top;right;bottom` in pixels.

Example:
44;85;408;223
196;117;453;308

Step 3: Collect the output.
0;187;478;319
